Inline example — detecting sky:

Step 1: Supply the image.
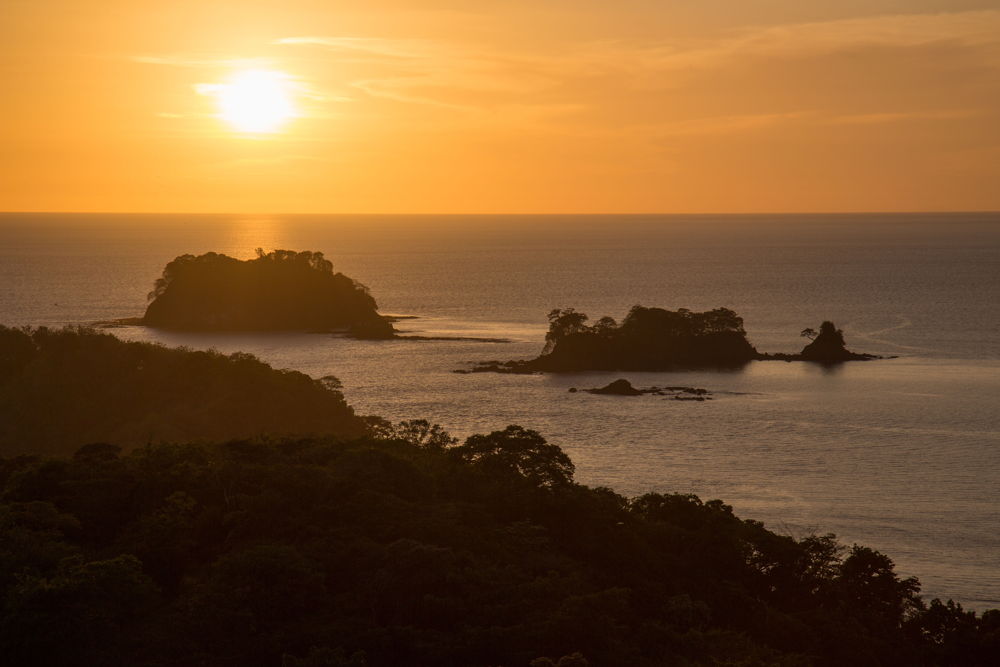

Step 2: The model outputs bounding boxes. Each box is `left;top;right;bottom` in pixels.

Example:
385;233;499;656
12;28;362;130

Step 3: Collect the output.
3;0;1000;214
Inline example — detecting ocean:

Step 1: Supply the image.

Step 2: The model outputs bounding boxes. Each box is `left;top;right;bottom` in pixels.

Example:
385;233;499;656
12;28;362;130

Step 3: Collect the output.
1;211;998;610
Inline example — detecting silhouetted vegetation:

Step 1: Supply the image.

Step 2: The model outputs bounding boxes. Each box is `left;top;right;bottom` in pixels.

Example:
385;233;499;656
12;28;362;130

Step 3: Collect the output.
464;308;882;373
465;305;758;373
0;326;365;456
800;320;876;362
142;250;395;338
0;426;996;666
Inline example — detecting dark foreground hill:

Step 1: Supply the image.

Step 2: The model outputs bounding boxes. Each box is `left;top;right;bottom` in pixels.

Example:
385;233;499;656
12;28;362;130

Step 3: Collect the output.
0;326;365;456
0;425;995;666
142;250;395;338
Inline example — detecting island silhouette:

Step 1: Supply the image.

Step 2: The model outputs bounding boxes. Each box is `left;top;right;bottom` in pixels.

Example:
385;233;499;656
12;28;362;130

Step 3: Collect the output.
141;249;396;338
125;249;509;343
461;306;879;373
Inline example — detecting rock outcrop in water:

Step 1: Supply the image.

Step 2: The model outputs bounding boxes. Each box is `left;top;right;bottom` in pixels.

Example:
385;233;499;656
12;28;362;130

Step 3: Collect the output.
757;320;880;363
575;379;713;399
142;249;395;338
800;320;877;362
587;378;644;395
461;307;881;373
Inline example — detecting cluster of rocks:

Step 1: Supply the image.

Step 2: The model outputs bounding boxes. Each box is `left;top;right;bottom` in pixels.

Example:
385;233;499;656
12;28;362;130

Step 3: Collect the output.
568;379;712;401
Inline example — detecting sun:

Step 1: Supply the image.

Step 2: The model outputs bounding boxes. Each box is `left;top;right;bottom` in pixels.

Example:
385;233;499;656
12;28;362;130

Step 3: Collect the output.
212;69;297;134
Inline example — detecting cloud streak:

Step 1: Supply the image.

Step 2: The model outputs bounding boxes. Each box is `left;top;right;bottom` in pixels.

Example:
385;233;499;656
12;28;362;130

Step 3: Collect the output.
133;54;272;69
274;36;439;60
629;9;1000;72
136;9;1000;142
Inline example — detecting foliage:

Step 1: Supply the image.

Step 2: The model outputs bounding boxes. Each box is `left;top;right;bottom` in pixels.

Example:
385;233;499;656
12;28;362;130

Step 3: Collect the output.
0;427;995;666
0;326;365;456
544;308;591;354
451;425;575;488
361;417;458;449
800;320;862;361
143;249;394;337
533;305;757;370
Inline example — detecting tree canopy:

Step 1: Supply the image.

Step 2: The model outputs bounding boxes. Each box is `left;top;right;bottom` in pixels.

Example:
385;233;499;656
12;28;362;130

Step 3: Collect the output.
528;305;757;371
143;249;394;338
0;326;365;456
0;429;996;666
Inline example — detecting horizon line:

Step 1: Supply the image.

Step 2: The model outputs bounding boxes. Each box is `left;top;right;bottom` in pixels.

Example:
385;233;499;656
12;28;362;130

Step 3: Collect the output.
2;209;999;217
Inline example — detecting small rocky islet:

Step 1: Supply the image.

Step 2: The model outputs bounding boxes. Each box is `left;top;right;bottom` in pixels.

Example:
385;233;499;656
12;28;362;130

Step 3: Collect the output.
569;378;713;400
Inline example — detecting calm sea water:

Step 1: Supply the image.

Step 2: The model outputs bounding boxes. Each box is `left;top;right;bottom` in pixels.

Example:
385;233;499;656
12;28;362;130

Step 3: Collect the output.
2;212;999;610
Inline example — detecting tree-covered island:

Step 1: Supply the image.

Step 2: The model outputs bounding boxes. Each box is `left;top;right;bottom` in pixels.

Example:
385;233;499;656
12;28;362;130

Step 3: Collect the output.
462;306;879;374
142;250;396;339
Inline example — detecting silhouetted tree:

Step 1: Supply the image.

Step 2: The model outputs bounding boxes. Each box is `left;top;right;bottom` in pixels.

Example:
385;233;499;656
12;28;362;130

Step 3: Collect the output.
544;309;590;354
363;417;457;449
451;425;575;488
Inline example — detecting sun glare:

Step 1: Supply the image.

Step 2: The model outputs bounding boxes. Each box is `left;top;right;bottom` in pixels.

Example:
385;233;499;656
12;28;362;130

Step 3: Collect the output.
212;69;296;134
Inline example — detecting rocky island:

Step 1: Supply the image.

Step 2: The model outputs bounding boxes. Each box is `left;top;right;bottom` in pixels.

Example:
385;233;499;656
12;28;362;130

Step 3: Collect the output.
142;249;396;338
461;306;880;373
801;320;878;362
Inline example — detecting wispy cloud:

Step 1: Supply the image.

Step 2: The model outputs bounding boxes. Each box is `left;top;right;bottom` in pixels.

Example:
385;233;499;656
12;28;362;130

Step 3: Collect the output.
274;36;438;60
132;54;272;69
136;10;1000;139
208;154;338;169
824;109;981;126
646;107;984;140
626;10;1000;71
349;79;472;110
276;34;560;110
651;111;815;137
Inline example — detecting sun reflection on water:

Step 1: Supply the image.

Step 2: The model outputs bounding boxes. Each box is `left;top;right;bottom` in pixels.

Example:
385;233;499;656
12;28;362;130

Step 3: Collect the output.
225;217;285;257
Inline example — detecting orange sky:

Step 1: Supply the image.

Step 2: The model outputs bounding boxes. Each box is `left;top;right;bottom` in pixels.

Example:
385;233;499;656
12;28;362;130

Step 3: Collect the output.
3;0;1000;213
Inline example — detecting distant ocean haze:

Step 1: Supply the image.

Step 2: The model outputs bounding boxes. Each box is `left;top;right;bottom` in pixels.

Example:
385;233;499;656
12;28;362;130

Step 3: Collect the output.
1;211;998;610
